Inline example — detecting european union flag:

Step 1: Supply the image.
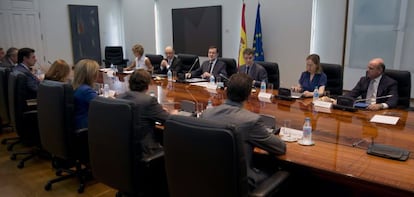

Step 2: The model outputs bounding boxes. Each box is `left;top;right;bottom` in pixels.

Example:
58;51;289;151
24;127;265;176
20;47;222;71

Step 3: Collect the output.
253;3;264;61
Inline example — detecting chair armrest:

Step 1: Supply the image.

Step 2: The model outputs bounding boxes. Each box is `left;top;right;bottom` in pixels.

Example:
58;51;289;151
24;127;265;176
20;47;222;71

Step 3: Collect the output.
249;171;290;197
141;151;164;163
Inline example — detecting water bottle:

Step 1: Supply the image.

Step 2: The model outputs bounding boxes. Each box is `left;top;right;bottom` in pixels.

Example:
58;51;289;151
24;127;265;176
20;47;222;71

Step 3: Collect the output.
110;63;116;72
260;80;266;93
313;86;319;101
206;100;213;109
167;69;173;81
103;84;110;97
210;75;215;84
302;117;312;144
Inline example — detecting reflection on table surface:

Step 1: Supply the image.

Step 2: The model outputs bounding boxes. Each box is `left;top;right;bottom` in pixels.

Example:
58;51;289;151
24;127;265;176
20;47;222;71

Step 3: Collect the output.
101;73;414;195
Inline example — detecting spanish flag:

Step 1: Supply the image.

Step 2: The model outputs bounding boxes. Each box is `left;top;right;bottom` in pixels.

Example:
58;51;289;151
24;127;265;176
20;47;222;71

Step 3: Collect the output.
238;2;247;67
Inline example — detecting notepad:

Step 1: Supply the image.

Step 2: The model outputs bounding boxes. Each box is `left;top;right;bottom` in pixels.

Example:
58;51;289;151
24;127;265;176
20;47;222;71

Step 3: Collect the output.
370;115;399;125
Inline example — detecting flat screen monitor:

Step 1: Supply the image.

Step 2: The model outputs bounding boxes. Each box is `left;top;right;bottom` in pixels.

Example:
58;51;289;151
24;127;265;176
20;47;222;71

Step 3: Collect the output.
172;6;222;57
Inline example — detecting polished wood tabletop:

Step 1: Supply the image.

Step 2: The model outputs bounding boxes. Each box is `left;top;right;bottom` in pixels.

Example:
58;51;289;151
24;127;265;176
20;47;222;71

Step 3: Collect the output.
147;78;414;195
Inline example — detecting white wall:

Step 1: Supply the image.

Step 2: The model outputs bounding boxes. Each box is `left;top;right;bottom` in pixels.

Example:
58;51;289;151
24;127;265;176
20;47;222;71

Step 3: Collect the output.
311;0;346;64
156;0;313;87
39;0;123;65
121;0;156;60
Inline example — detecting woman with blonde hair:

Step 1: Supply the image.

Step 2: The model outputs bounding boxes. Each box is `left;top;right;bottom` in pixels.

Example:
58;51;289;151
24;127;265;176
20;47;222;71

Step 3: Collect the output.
73;59;99;130
292;54;327;97
125;44;153;71
44;59;71;82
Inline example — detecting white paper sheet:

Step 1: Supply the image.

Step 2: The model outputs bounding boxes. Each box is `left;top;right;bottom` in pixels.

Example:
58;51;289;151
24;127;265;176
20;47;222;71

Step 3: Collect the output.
370;115;399;125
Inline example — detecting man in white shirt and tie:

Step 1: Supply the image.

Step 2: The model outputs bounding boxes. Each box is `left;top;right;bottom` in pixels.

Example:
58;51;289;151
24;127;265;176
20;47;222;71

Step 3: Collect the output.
185;46;227;79
346;58;399;110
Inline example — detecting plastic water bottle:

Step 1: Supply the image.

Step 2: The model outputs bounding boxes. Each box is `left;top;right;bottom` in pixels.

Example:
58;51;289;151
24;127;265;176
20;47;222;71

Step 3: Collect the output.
313;86;319;101
103;84;110;97
206;100;213;109
167;69;173;81
302;117;312;144
260;80;266;93
210;75;215;84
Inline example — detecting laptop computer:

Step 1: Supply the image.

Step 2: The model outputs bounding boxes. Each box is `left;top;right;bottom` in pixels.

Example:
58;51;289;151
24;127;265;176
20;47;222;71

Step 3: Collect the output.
183;78;208;83
333;96;357;112
277;88;303;100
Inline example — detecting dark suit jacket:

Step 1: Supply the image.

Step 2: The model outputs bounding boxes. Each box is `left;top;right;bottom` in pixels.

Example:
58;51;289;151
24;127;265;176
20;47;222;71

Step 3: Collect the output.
13;63;39;99
191;59;227;79
0;57;15;68
239;63;268;87
201;100;286;188
346;74;399;108
117;91;169;158
159;56;183;74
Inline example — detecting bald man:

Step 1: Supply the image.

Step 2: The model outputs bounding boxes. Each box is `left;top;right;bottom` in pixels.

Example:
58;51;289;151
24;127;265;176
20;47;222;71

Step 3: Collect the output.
159;46;183;74
346;58;398;110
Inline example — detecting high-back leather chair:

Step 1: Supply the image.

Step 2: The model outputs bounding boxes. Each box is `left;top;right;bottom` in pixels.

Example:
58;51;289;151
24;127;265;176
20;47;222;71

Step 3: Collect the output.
218;57;237;77
0;67;21;150
321;63;343;96
146;54;164;74
103;46;129;68
37;80;88;193
384;69;411;108
88;97;166;196
8;71;43;168
164;115;289;197
177;54;200;73
255;61;280;89
0;67;11;127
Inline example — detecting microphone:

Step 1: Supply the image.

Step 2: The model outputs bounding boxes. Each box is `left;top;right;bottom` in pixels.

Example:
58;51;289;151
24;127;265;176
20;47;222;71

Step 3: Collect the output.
186;58;199;74
219;73;229;81
354;95;393;103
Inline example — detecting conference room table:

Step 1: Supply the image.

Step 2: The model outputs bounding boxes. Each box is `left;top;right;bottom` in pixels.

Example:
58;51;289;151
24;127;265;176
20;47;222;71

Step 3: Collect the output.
101;72;414;196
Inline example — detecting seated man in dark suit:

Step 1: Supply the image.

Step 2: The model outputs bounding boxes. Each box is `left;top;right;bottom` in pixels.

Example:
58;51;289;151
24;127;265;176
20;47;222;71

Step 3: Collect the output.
346;58;398;110
13;47;40;99
238;48;268;87
159;46;183;75
1;47;18;68
117;69;170;157
201;73;286;190
185;46;227;79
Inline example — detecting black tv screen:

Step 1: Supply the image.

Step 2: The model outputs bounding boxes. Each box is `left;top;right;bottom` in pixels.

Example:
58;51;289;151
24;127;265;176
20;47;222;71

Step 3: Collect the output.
172;6;222;57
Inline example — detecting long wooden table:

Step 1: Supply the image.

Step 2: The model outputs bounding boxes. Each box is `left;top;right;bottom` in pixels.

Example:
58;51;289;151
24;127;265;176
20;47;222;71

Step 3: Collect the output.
148;79;414;196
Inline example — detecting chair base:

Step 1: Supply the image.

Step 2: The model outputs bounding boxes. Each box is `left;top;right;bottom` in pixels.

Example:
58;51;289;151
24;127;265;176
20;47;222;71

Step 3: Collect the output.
10;147;50;169
44;160;91;194
3;137;21;151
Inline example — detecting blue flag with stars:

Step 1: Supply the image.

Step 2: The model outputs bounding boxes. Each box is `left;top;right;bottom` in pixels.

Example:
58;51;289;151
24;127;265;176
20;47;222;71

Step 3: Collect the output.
253;3;264;61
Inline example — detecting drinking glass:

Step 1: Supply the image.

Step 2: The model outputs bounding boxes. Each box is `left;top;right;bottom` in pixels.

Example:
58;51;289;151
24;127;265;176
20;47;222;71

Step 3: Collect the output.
196;103;204;118
267;83;274;93
282;119;291;138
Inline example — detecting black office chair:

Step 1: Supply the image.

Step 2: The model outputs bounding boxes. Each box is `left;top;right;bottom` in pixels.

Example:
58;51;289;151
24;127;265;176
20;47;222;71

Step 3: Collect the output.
8;71;45;168
0;67;20;150
256;61;280;89
177;54;200;73
219;57;237;77
37;80;89;193
88;97;167;196
384;69;411;108
321;63;343;96
164;115;289;197
146;54;164;74
103;46;129;68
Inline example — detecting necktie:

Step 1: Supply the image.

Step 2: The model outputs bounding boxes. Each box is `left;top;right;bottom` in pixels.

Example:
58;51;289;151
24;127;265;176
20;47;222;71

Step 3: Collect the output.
209;62;214;74
366;79;376;104
246;66;250;75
